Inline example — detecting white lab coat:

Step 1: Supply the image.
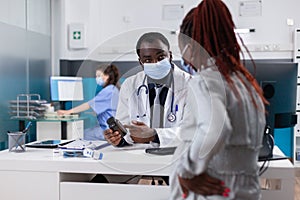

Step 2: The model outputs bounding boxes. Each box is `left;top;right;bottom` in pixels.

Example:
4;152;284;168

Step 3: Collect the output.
116;65;191;147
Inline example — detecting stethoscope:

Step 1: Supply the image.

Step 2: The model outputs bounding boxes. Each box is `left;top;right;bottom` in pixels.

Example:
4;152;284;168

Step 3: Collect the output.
136;74;177;122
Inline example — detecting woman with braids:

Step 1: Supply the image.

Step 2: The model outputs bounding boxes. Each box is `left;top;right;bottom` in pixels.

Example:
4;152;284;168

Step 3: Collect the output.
57;64;120;140
170;0;267;199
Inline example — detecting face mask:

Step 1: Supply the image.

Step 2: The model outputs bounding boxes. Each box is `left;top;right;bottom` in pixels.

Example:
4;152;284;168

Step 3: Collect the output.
180;44;196;75
96;77;105;86
143;58;171;80
180;58;196;75
180;58;194;75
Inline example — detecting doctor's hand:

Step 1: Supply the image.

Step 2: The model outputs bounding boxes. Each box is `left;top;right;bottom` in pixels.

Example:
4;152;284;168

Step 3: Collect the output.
124;120;157;143
103;129;122;146
178;172;229;198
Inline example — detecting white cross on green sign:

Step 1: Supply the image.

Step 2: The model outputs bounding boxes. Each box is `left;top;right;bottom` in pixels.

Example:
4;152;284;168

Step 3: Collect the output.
73;31;81;40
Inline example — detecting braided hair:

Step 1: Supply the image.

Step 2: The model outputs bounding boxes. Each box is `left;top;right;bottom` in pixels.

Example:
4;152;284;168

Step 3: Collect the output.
179;0;267;107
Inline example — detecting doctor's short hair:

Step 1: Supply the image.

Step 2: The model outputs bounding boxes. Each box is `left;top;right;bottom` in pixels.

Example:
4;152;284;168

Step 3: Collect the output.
96;64;120;88
136;32;170;57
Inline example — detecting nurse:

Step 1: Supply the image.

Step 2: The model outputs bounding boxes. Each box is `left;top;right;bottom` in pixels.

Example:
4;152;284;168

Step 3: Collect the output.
57;64;120;140
104;32;191;147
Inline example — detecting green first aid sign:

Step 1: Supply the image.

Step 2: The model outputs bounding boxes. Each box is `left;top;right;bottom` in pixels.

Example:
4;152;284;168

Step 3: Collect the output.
73;31;81;40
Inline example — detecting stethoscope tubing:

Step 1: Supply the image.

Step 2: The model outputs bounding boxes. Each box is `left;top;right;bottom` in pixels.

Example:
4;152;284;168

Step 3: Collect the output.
136;74;176;121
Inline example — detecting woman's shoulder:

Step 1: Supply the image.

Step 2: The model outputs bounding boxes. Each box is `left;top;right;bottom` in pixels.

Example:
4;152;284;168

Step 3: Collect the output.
173;64;192;81
194;68;224;85
99;84;118;95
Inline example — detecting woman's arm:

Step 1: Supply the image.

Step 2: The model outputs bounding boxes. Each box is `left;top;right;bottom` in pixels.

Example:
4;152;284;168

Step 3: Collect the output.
57;102;91;115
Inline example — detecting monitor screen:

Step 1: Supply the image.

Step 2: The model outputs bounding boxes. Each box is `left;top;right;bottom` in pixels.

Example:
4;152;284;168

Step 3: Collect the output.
50;76;84;101
244;60;298;135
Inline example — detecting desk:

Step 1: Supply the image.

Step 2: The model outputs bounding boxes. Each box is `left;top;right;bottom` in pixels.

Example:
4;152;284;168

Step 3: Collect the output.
0;144;294;200
259;146;295;199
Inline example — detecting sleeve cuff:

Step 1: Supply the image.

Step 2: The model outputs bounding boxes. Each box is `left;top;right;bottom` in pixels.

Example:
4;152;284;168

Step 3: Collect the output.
152;130;160;144
116;138;129;147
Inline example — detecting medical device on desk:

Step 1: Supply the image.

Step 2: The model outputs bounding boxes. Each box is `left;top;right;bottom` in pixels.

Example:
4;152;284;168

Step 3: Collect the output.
107;117;127;137
136;75;177;122
56;139;110;159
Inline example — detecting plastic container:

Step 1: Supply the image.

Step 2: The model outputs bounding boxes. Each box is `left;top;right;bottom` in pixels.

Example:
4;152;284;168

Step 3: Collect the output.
7;132;26;152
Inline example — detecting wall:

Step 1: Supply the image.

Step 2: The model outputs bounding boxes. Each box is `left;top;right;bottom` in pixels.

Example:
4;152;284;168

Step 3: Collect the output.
52;0;300;157
0;0;51;150
52;0;300;63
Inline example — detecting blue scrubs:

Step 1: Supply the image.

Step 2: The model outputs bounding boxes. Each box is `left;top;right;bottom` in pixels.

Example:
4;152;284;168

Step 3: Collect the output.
85;84;119;140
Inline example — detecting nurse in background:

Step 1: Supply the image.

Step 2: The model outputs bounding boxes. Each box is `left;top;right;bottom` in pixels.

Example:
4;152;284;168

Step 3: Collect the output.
57;64;120;140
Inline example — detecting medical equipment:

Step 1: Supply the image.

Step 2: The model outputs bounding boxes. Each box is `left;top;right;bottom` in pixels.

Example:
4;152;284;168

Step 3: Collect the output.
136;75;177;123
136;76;178;122
107;116;127;137
136;76;148;119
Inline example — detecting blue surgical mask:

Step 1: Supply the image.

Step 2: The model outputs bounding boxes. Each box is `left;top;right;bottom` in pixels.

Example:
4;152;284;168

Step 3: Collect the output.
143;58;171;80
96;77;105;86
180;58;195;75
180;44;196;75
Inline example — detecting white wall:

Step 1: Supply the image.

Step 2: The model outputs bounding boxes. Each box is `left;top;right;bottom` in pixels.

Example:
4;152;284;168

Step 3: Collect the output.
225;0;300;59
0;0;26;28
52;0;300;63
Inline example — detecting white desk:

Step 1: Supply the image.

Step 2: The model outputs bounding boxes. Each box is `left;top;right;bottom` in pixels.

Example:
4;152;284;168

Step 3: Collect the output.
259;146;295;200
0;144;294;200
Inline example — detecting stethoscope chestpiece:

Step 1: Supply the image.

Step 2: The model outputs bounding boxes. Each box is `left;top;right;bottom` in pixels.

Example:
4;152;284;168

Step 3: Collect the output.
167;112;176;122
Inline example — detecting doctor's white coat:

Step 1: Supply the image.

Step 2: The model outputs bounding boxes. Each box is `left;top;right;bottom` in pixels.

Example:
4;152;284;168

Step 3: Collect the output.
116;65;191;146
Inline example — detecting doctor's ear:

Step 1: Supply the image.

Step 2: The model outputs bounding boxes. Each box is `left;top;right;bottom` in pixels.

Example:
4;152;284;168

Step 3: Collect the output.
138;58;144;68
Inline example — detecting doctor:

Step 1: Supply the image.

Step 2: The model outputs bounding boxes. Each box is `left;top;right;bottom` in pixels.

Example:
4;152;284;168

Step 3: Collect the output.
104;32;191;147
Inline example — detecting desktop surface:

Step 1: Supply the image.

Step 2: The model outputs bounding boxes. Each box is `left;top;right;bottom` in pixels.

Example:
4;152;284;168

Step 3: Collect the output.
0;141;173;176
0;144;294;200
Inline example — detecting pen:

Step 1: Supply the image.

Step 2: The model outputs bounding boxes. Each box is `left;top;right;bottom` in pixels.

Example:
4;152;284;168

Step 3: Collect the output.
175;104;178;112
22;121;32;133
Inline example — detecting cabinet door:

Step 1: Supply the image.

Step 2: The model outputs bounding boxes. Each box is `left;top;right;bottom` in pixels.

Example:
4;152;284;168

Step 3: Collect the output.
0;171;59;200
61;182;170;200
37;121;61;140
66;120;84;139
